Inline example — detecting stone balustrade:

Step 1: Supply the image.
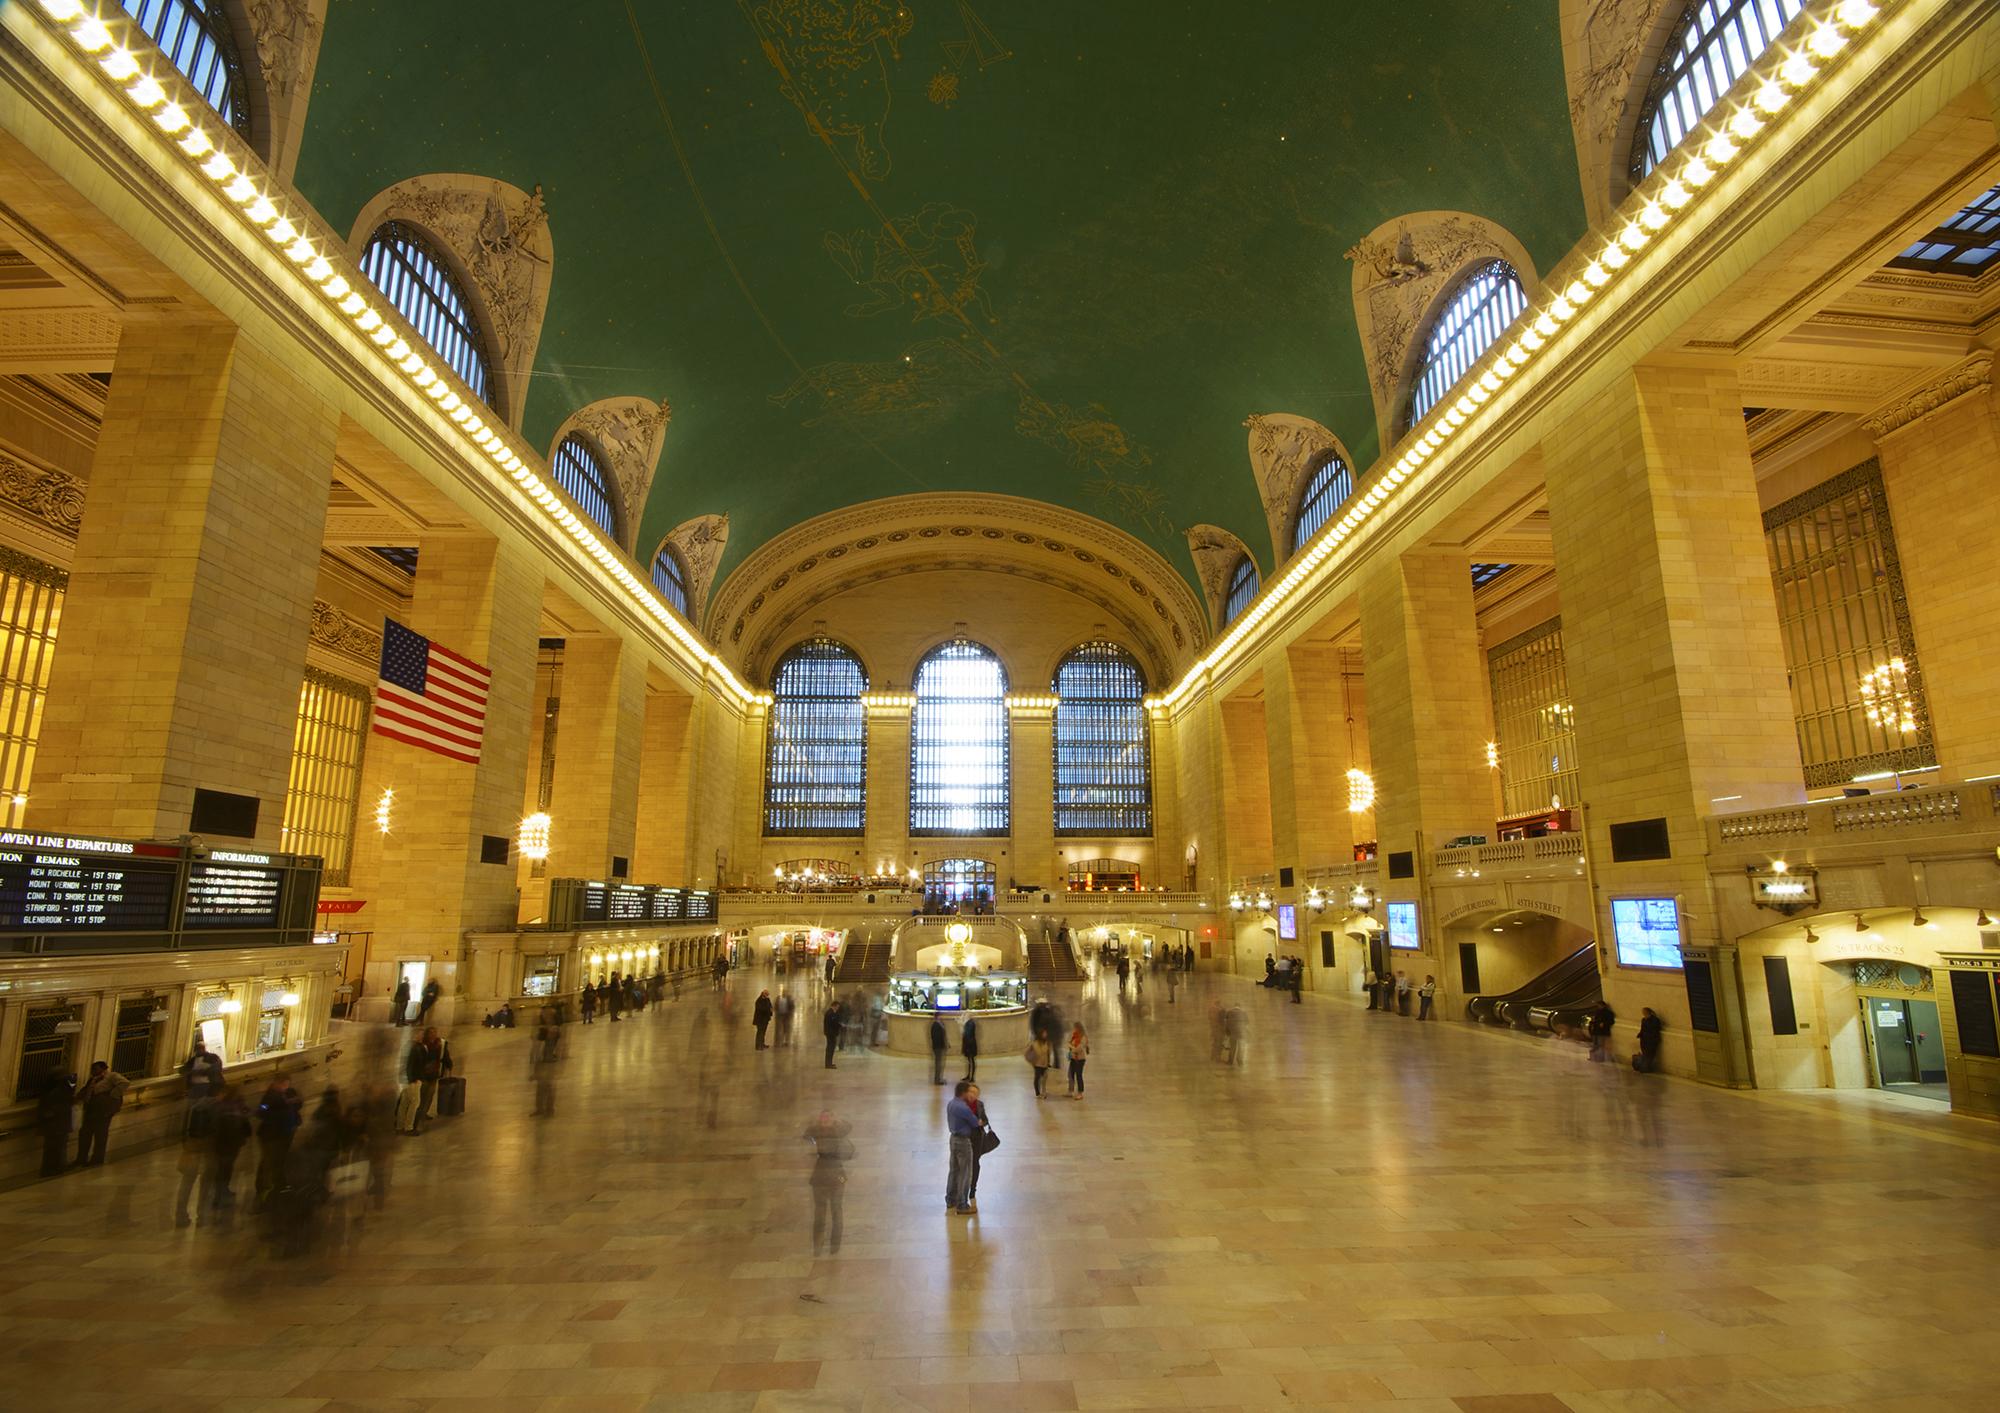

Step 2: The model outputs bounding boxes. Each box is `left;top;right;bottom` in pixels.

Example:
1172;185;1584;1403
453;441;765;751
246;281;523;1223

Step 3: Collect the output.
1707;780;1993;852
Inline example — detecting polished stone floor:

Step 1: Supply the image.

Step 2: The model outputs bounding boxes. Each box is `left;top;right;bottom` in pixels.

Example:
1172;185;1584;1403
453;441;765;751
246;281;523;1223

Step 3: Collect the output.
5;967;2000;1412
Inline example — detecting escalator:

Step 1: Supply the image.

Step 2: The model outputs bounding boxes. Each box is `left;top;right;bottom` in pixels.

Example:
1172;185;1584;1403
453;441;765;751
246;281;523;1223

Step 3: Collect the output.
1465;942;1601;1034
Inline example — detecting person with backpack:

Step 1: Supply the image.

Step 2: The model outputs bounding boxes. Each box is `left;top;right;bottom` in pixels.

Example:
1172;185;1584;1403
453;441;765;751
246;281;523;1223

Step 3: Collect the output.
72;1060;129;1167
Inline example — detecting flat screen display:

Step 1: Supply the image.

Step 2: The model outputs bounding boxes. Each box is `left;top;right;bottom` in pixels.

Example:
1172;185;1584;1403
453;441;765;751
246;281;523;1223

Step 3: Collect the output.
183;861;285;928
1612;896;1682;969
1387;900;1420;950
0;844;178;932
1276;903;1297;941
932;989;962;1011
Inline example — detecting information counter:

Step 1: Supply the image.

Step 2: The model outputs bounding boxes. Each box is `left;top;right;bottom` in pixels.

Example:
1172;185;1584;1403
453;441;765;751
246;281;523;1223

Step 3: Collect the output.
882;969;1034;1057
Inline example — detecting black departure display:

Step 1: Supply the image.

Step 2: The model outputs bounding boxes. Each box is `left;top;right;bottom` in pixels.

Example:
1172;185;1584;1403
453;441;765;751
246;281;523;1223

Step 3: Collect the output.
0;835;179;932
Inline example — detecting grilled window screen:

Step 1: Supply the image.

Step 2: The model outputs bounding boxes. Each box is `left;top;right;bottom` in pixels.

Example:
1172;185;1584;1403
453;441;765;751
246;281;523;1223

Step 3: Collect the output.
16;1003;81;1102
280;668;370;884
1405;260;1527;431
1629;0;1808;181
551;435;619;541
1054;643;1151;836
0;553;63;831
120;0;250;137
1488;617;1582;817
111;997;162;1077
359;222;495;409
651;545;691;617
1890;184;2000;276
910;640;1009;836
1291;455;1352;554
1222;556;1258;626
1763;461;1932;787
765;639;868;836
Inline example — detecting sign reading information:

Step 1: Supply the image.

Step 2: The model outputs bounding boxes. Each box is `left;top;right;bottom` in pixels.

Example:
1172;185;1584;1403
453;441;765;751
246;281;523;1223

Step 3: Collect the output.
184;860;287;928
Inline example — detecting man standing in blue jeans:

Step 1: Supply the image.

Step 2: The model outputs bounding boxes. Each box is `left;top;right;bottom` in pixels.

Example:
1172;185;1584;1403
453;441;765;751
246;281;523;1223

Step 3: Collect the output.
944;1080;979;1214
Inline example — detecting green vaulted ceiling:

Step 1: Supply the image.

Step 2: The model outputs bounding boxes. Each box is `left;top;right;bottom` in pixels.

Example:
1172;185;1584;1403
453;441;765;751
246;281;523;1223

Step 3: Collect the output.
295;2;1586;599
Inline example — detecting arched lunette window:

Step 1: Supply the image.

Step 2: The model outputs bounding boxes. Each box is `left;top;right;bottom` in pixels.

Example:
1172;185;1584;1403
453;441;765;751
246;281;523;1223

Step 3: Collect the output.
651;544;690;617
1291;453;1353;555
359;221;496;409
122;0;250;138
1054;642;1151;836
1404;260;1527;432
764;639;867;836
551;434;618;541
910;639;1008;836
1629;0;1809;182
1222;554;1259;627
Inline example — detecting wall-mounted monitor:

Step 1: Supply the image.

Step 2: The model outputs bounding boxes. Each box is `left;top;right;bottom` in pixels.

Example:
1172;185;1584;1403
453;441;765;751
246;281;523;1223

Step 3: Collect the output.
1276;903;1297;941
1387;900;1420;950
1611;896;1682;969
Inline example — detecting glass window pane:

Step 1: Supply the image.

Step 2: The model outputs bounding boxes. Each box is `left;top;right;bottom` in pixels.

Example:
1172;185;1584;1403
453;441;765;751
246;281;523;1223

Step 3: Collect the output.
359;223;495;408
1223;556;1259;627
1291;455;1353;554
120;0;250;136
910;640;1008;836
1053;643;1150;835
551;436;619;541
1630;0;1809;179
764;639;868;836
1406;261;1527;432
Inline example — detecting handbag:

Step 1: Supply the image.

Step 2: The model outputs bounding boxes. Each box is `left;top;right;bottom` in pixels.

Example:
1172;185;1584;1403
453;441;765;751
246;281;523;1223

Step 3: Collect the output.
974;1126;1000;1156
327;1159;370;1201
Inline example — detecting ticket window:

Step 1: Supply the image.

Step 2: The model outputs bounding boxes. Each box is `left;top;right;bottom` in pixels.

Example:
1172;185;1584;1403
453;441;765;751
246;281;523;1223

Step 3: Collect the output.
196;1016;226;1059
256;992;289;1055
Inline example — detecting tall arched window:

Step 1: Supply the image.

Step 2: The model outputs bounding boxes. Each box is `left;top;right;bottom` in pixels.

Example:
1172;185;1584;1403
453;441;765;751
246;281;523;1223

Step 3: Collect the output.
764;639;867;836
651;545;690;618
1291;453;1353;555
1054;643;1151;836
359;222;495;408
1629;0;1808;182
910;640;1008;836
122;0;250;138
551;435;618;541
1405;260;1527;431
1222;554;1259;627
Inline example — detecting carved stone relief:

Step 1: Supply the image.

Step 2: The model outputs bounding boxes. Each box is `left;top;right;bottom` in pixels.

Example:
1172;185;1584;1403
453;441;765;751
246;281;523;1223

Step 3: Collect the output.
1346;211;1538;447
551;396;671;553
243;0;329;183
308;597;382;667
0;451;85;539
661;513;729;627
1560;0;1675;226
0;309;121;373
1241;414;1347;565
347;175;555;429
1184;523;1253;633
1861;353;1995;439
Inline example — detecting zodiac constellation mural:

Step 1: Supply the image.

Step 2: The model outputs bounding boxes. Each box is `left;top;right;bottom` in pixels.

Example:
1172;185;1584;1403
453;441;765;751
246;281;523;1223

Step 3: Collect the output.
823;202;991;323
746;0;913;181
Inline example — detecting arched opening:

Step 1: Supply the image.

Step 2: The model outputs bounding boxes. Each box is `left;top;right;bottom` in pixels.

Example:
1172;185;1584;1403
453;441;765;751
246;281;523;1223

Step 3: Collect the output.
358;221;499;413
1401;259;1527;434
651;543;691;618
1053;642;1150;836
550;433;619;542
1290;451;1352;555
764;639;867;837
909;640;1008;837
1221;554;1259;627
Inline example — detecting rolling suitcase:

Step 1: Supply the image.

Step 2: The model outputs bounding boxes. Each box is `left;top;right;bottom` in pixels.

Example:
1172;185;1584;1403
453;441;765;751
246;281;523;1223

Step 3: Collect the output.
437;1074;466;1117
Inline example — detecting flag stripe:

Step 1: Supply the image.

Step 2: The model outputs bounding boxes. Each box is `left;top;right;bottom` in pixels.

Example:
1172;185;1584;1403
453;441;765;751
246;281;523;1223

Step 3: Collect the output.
373;699;483;750
379;680;486;728
371;723;482;764
427;655;490;691
428;639;489;674
420;677;487;716
373;616;491;765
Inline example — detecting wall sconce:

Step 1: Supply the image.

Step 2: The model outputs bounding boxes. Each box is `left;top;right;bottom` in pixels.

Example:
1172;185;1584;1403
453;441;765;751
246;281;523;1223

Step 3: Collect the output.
1854;913;1869;933
1305;886;1327;912
1750;863;1816;912
1911;907;1931;928
1484;741;1499;770
1228;892;1246;911
1349;885;1376;913
518;812;552;862
1802;924;1819;945
375;787;394;834
1979;909;1993;928
1346;768;1375;813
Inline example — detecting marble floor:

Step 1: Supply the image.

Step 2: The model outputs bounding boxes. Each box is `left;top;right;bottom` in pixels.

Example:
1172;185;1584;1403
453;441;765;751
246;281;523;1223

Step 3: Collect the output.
4;968;1999;1412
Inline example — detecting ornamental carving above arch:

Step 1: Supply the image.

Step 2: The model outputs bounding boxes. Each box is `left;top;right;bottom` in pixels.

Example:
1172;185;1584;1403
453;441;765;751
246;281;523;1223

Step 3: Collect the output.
660;513;729;626
1241;415;1353;568
346;174;554;430
1346;210;1538;449
1184;523;1253;634
1560;0;1680;227
551;396;672;554
239;0;329;183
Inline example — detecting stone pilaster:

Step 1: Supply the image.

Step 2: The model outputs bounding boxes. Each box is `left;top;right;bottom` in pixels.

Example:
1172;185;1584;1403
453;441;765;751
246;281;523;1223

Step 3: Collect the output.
632;686;695;884
545;635;646;881
1008;699;1055;889
863;698;912;876
32;319;337;844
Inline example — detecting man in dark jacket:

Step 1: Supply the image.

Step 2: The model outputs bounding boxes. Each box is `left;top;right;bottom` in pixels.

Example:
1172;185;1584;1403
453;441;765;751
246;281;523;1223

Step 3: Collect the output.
928;1015;949;1084
72;1061;129;1167
417;978;442;1025
403;1028;451;1132
254;1074;303;1205
753;990;774;1049
180;1039;223;1100
1637;1008;1665;1072
821;998;844;1069
389;977;411;1025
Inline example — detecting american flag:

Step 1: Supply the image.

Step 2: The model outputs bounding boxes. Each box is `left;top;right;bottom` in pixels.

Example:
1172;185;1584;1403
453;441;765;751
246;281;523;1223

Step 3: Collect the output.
373;618;491;764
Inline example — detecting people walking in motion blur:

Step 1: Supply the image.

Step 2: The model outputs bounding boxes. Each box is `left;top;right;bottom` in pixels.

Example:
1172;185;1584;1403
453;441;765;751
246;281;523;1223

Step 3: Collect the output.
961;1014;979;1081
1208;997;1226;1061
417;977;442;1026
581;983;597;1025
530;1008;562;1116
1224;1003;1247;1066
1026;1031;1052;1099
1636;1007;1665;1073
389;976;411;1025
1066;1023;1089;1099
822;996;844;1069
399;1028;451;1134
253;1072;302;1207
802;1108;853;1256
181;1036;223;1100
775;989;795;1047
1365;967;1379;1010
72;1060;129;1168
1587;1000;1617;1063
929;1012;949;1084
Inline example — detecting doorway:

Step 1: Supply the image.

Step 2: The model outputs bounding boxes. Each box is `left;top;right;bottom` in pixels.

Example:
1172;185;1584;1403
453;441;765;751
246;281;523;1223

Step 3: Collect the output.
397;960;428;1025
1862;995;1949;1103
922;857;995;911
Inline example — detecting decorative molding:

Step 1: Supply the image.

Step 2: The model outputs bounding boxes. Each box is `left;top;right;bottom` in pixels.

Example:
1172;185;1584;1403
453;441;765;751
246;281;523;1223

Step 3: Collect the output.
1184;523;1253;633
1345;211;1537;445
1861;353;1994;439
661;513;728;625
347;174;554;429
553;396;671;553
1241;414;1347;564
308;598;383;667
243;0;328;183
0;308;121;372
0;450;84;538
0;544;68;590
1560;0;1676;227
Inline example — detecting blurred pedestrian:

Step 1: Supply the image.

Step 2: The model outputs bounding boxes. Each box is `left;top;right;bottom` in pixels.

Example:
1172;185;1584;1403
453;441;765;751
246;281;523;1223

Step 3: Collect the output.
253;1073;302;1206
203;1082;253;1222
1066;1023;1090;1099
389;977;411;1026
1395;971;1412;1016
36;1070;72;1178
607;973;625;1023
945;1080;978;1214
775;990;795;1047
72;1060;129;1167
929;1013;949;1084
1225;1004;1247;1066
530;1012;562;1116
581;984;597;1025
961;1014;979;1081
754;989;774;1049
180;1037;223;1100
401;1028;450;1133
1365;967;1379;1010
822;997;843;1070
1026;1032;1052;1099
1208;997;1226;1061
1588;1001;1617;1063
417;978;442;1025
803;1108;852;1256
1637;1007;1664;1073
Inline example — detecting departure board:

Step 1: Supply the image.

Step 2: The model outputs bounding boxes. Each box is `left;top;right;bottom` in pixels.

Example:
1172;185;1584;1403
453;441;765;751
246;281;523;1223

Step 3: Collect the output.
0;835;179;932
560;880;717;926
184;858;286;928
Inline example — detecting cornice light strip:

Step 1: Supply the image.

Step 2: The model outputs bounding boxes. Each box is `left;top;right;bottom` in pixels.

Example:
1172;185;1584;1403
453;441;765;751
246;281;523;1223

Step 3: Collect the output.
1145;0;1889;714
26;0;773;709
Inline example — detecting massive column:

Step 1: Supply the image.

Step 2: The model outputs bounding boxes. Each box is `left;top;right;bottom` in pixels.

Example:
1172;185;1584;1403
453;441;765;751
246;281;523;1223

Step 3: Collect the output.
632;685;695;884
863;697;911;877
1866;359;2000;777
32;319;337;845
1545;363;1803;1081
1008;698;1055;890
362;535;543;1022
543;634;646;883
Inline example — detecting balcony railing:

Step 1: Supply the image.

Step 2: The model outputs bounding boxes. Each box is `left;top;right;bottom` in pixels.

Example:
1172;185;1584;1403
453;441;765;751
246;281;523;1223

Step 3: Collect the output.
1709;780;1993;850
1434;832;1585;876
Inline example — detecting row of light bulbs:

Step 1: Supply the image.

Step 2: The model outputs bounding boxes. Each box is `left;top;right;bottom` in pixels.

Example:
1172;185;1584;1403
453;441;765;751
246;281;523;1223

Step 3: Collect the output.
28;0;772;710
1230;883;1377;914
1147;0;1890;716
